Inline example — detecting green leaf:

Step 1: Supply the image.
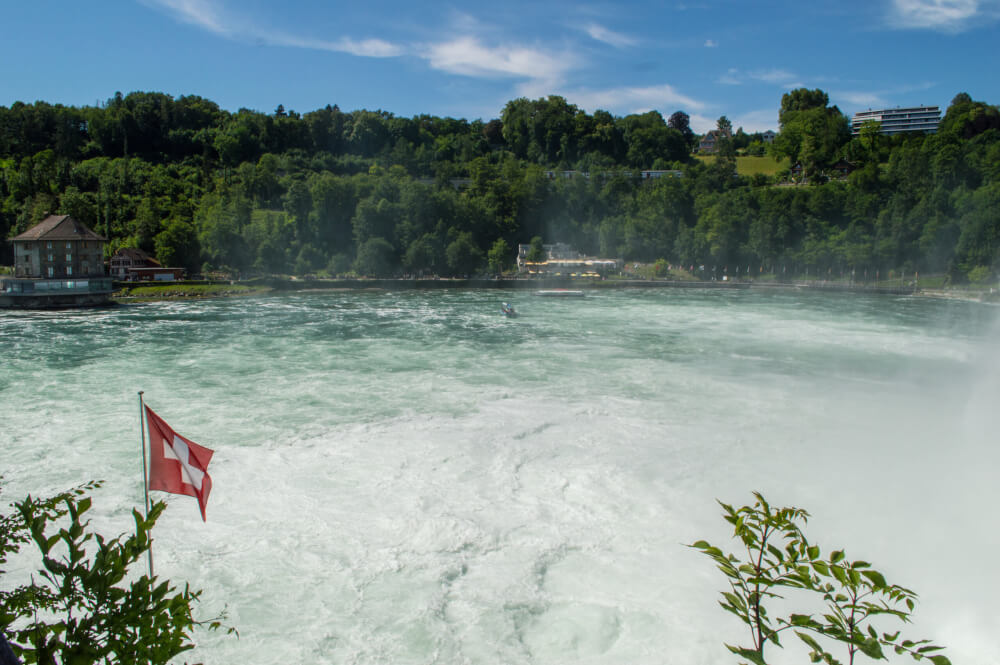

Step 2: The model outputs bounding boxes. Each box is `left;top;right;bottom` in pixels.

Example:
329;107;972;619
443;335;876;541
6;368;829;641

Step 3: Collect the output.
857;637;884;659
861;569;887;589
727;644;769;665
795;631;824;653
721;591;748;612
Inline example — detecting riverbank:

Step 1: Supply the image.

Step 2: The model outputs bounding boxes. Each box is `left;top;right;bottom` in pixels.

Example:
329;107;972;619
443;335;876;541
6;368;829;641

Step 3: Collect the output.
110;277;998;304
113;281;273;302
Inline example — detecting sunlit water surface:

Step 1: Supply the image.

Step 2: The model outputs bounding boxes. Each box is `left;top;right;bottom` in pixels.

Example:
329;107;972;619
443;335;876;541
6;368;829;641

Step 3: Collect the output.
2;288;997;664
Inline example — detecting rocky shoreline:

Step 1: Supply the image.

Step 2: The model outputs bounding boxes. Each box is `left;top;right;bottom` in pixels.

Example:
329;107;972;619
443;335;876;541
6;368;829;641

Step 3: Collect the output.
110;277;998;304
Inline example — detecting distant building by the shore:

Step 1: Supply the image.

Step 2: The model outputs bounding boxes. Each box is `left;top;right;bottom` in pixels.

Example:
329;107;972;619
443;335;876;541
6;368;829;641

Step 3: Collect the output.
110;247;185;281
2;214;113;308
12;214;106;279
515;242;621;276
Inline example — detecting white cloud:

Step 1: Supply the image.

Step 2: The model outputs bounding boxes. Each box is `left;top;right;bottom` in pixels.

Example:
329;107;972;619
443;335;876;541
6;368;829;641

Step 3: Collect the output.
749;68;798;84
325;38;402;58
688;113;717;134
704;39;718;47
887;0;997;31
145;0;577;99
718;68;741;85
689;110;777;134
422;37;573;82
584;23;638;48
144;0;229;34
838;91;889;109
833;81;937;112
562;84;707;115
728;109;780;134
143;0;403;57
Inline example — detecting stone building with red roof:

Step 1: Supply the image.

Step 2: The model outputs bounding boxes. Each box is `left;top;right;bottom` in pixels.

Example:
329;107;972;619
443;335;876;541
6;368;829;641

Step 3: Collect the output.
3;215;113;308
12;214;107;279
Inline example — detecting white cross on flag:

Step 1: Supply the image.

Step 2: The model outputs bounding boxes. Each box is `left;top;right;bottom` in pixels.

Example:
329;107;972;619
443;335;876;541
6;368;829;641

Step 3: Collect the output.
145;405;214;521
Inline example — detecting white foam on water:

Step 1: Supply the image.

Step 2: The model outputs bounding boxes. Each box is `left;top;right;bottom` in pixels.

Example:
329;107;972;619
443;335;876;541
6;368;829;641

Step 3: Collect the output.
2;289;997;664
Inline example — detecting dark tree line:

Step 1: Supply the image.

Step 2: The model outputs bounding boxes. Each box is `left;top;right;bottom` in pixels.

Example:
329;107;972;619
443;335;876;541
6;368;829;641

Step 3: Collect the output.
2;89;999;282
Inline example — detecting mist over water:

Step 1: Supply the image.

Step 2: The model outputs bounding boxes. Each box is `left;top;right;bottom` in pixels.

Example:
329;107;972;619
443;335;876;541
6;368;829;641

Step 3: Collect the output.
2;289;997;664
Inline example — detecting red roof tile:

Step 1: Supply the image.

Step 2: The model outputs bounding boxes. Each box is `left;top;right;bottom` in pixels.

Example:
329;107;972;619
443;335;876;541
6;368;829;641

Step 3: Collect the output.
12;215;106;242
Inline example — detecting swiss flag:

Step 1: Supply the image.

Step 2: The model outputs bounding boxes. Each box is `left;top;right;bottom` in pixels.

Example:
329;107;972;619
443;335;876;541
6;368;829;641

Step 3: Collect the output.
145;405;214;521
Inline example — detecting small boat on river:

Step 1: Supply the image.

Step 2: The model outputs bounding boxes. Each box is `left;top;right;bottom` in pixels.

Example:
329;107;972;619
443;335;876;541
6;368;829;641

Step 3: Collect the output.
501;302;518;317
535;289;585;297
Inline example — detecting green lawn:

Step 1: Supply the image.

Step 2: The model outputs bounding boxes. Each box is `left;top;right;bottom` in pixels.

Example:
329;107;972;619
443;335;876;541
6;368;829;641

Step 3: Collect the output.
695;154;788;176
114;282;270;301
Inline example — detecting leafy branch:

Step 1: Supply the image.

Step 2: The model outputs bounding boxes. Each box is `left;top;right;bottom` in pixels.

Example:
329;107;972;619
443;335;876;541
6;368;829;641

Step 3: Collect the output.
1;478;235;665
691;492;949;665
689;491;813;664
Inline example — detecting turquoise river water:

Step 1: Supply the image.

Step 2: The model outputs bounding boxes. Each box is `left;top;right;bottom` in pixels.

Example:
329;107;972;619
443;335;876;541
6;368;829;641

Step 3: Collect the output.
2;288;998;664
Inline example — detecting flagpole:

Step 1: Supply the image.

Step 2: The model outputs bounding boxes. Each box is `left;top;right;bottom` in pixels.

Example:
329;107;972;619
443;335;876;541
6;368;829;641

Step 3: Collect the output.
138;390;154;579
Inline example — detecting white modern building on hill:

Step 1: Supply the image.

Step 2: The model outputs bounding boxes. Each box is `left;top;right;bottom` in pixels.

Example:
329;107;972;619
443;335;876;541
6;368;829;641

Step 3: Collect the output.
851;106;941;135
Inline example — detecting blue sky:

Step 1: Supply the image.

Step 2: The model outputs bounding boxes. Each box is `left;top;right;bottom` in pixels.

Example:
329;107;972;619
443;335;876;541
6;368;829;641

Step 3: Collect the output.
2;0;998;133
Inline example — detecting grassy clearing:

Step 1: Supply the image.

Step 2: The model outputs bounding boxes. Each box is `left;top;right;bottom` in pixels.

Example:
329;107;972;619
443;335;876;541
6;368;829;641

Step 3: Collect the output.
114;282;270;301
695;154;788;176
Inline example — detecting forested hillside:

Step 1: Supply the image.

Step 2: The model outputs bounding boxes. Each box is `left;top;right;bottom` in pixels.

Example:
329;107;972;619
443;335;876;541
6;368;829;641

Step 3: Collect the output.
1;89;998;281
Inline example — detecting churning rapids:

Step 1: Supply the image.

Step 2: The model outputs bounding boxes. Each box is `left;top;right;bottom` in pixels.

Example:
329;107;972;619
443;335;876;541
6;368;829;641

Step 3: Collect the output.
2;288;998;664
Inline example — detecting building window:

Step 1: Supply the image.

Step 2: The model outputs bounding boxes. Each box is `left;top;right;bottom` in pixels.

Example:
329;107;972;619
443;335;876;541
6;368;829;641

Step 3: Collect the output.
67;266;73;276
47;241;52;249
48;253;54;262
48;267;54;277
24;242;32;249
66;253;72;261
83;262;89;273
66;242;72;249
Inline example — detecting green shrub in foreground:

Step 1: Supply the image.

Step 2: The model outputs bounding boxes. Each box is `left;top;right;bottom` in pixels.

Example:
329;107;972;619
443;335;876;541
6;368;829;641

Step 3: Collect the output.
691;492;949;665
0;479;233;664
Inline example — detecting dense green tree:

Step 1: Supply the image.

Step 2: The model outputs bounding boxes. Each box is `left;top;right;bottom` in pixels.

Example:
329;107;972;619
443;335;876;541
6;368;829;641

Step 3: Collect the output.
939;93;1000;139
196;193;251;271
403;233;442;275
2;88;999;284
154;217;200;270
525;235;546;263
353;236;396;276
445;231;484;276
667;110;695;148
487;237;511;274
772;88;851;178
